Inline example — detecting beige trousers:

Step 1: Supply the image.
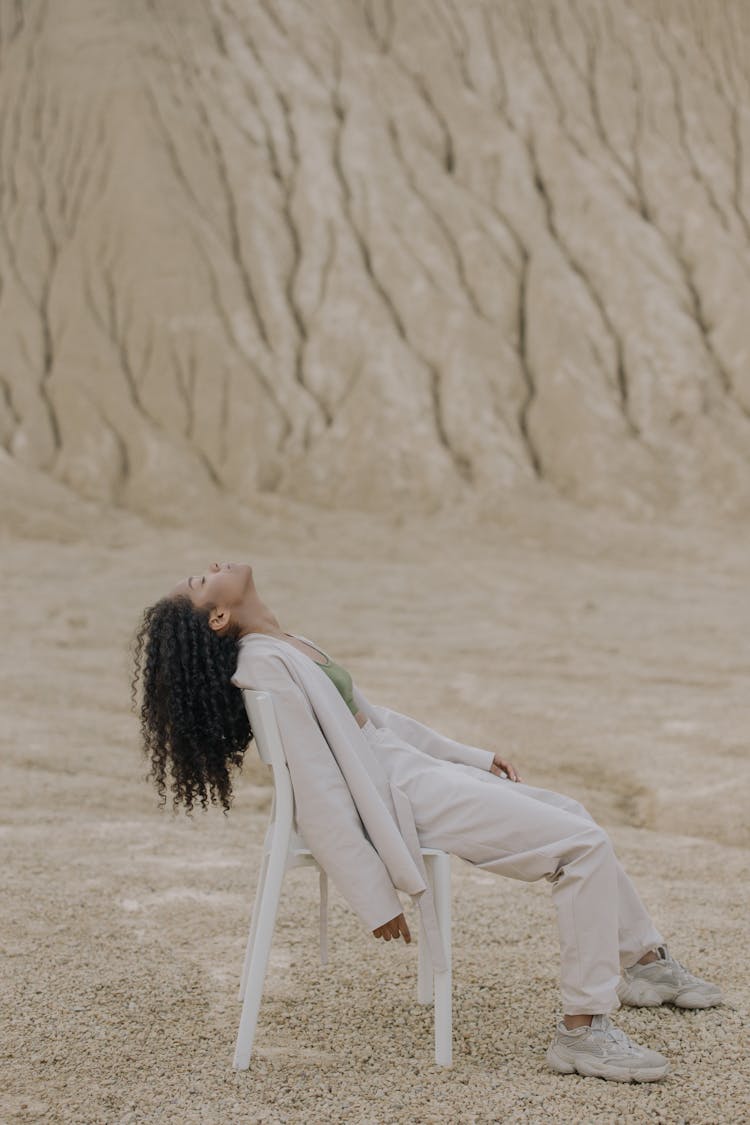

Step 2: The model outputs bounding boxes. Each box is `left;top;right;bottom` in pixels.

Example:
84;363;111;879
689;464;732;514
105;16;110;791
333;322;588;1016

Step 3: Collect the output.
362;719;664;1015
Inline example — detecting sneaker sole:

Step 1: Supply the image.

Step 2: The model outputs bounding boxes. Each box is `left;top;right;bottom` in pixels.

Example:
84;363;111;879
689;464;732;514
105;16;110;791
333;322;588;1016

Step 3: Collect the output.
546;1044;670;1083
646;982;724;1008
618;980;724;1010
672;990;724;1009
617;979;664;1007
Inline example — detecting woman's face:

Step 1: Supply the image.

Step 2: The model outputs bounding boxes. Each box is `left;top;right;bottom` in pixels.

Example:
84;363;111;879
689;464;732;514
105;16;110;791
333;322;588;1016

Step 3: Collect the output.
171;561;254;610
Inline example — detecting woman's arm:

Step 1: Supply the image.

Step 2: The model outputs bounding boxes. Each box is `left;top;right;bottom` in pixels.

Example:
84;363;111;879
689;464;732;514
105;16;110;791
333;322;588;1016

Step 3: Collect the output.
352;686;495;771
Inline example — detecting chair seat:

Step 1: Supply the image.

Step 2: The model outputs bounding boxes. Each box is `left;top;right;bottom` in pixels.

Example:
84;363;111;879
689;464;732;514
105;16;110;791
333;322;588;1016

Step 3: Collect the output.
265;823;446;865
281;842;446;859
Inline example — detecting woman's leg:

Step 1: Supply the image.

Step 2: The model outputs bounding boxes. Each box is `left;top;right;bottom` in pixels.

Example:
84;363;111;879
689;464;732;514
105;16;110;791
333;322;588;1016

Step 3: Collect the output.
492;781;666;970
366;729;648;1015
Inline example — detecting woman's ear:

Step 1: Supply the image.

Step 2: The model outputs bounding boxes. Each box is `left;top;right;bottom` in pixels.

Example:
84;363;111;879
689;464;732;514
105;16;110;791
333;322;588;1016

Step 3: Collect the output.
208;606;230;633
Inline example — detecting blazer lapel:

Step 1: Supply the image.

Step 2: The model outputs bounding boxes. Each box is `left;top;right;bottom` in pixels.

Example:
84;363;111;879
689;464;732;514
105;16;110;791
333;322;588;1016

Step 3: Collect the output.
235;632;449;970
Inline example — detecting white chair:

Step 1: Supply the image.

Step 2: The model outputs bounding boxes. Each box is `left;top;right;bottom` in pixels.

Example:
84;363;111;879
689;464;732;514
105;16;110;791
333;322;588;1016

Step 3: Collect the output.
233;688;453;1070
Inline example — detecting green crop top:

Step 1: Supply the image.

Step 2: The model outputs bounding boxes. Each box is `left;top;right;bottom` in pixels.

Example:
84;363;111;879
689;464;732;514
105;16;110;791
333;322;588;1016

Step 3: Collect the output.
309;646;358;716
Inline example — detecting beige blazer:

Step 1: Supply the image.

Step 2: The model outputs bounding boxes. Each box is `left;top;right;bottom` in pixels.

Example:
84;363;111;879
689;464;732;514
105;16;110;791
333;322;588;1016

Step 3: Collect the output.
231;632;495;973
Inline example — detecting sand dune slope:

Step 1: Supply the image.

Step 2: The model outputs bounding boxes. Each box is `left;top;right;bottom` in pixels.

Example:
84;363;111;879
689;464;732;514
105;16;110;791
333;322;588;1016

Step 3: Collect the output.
3;1;750;520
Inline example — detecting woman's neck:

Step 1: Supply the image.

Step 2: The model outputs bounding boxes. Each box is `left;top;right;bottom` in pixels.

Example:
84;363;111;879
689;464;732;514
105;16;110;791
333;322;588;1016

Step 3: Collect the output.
234;590;286;638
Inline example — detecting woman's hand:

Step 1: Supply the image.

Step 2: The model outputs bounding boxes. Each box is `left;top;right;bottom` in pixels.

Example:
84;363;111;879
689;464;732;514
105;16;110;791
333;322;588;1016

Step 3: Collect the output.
372;912;412;943
490;753;523;782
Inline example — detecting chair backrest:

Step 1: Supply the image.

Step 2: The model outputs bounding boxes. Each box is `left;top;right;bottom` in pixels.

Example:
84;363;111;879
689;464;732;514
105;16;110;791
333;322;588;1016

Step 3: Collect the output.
242;689;296;833
242;690;283;767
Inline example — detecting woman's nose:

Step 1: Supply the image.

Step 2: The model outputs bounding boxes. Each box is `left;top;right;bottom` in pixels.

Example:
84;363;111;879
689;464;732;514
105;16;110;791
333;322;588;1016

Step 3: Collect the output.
210;562;220;572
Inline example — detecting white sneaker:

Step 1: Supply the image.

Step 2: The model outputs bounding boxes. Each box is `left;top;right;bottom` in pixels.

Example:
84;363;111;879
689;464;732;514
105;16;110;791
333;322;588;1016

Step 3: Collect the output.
617;944;724;1009
546;1014;670;1083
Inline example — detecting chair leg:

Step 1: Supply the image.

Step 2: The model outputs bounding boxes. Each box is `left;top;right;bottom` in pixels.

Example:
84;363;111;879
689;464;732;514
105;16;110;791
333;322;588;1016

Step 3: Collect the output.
432;854;453;1067
233;843;287;1070
238;850;270;1002
417;861;434;1005
319;869;329;967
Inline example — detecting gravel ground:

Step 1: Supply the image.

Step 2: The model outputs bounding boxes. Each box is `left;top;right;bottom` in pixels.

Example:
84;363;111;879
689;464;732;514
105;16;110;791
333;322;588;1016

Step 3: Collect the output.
3;485;749;1123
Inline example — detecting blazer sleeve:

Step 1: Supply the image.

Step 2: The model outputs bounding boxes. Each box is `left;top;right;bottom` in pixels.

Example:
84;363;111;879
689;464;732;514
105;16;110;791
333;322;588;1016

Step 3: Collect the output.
232;654;404;933
352;688;495;772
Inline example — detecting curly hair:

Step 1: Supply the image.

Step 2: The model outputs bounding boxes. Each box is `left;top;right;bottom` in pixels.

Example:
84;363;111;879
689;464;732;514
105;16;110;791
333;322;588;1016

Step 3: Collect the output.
130;595;252;814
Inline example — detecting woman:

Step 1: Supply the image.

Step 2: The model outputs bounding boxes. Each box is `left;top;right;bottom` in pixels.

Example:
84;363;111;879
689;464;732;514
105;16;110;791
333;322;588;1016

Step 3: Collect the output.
131;561;724;1083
